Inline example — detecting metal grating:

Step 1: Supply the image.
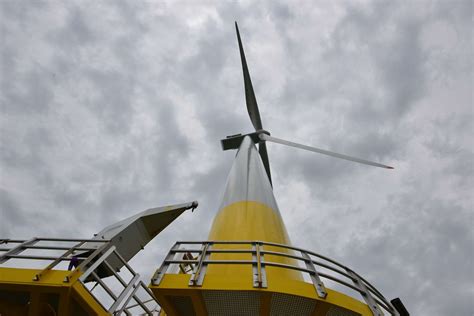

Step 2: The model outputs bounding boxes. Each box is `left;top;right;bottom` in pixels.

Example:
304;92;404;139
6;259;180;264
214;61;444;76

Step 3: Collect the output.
270;292;316;316
203;290;260;316
166;295;196;316
326;306;360;316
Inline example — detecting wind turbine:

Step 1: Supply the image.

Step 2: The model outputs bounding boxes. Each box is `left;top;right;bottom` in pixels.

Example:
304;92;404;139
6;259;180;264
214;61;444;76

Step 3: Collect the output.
149;23;407;316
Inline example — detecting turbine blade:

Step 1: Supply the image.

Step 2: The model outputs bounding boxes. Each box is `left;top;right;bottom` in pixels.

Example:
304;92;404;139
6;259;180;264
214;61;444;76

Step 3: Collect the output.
235;22;272;183
260;134;394;170
259;141;272;185
235;22;263;130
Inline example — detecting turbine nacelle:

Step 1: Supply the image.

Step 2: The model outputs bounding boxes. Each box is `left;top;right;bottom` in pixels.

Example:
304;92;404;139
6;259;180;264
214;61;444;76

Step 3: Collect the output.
221;130;270;151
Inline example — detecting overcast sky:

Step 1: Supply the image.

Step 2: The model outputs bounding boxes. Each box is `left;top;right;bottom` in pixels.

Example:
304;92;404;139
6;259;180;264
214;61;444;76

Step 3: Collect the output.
1;1;472;315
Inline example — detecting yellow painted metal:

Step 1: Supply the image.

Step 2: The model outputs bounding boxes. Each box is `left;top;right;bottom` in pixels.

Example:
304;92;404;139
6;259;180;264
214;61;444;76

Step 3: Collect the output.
0;267;76;285
207;200;302;281
71;281;110;315
208;201;291;243
0;267;108;315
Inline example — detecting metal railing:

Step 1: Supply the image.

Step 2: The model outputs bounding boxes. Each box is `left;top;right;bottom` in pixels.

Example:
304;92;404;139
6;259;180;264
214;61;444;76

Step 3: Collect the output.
0;238;159;315
152;240;400;316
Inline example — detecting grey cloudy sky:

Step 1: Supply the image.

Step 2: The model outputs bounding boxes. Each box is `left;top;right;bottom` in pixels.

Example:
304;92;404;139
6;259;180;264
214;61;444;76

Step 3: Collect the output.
1;1;472;315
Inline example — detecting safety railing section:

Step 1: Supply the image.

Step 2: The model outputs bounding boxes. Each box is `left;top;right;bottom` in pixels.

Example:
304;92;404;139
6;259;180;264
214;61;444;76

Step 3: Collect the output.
0;238;160;315
0;238;113;282
151;240;400;316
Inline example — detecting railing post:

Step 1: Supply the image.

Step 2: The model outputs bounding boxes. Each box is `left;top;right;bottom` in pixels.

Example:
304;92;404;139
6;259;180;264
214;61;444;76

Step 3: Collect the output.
189;242;212;286
152;242;180;286
301;251;327;298
346;269;383;316
252;242;267;288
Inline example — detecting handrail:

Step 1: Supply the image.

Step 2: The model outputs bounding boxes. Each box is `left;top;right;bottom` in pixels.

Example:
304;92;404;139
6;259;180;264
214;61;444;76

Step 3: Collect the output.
152;240;400;316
